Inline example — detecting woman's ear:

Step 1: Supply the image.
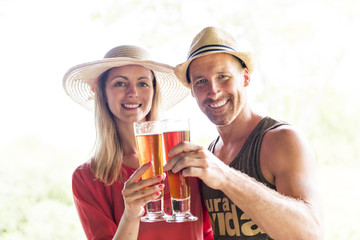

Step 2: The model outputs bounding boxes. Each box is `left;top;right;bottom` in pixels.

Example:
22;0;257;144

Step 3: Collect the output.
101;86;108;103
103;82;108;103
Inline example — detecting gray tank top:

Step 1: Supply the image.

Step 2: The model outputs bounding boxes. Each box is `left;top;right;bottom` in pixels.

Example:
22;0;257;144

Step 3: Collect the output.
202;116;287;239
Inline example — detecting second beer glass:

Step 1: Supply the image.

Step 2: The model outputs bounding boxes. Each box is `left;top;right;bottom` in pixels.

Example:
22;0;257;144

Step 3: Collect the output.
134;120;170;222
163;119;198;222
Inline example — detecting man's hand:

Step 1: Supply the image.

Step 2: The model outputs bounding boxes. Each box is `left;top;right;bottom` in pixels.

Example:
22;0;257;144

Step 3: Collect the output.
164;141;229;190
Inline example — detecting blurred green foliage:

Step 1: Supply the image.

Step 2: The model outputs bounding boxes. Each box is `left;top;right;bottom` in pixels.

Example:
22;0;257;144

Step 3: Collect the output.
0;135;85;239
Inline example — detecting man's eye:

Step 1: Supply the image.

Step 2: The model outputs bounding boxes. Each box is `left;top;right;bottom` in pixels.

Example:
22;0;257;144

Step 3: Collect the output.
195;79;206;85
219;75;229;80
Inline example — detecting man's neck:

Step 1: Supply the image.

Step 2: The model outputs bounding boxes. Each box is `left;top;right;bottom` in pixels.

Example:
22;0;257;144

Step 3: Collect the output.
216;108;261;144
214;109;263;165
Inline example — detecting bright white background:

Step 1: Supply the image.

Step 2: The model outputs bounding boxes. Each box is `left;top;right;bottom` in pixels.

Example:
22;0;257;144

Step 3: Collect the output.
1;0;360;239
0;0;220;153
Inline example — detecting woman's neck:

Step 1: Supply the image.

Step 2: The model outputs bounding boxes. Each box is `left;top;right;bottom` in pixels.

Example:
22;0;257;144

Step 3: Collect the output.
115;121;140;168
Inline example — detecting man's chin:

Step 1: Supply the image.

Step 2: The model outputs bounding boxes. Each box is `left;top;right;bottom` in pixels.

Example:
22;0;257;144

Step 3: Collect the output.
207;115;232;126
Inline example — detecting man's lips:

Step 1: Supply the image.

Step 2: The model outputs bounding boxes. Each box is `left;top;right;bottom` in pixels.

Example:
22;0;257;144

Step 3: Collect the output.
208;99;229;108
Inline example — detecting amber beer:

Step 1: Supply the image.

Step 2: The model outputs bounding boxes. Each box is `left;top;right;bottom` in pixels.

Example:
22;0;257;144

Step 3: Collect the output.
135;133;164;197
162;119;197;222
133;120;170;222
163;130;190;200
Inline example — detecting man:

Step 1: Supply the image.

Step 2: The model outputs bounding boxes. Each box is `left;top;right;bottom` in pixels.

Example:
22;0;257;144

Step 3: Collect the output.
164;27;324;240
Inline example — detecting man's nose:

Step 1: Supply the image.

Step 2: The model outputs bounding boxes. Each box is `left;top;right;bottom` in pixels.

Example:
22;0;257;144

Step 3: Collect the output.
207;81;221;99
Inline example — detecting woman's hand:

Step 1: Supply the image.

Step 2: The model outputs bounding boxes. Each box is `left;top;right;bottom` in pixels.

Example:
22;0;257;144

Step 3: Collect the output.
121;162;166;220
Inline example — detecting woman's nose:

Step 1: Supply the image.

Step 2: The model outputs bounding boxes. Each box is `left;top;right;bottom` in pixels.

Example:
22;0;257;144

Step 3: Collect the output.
126;84;138;97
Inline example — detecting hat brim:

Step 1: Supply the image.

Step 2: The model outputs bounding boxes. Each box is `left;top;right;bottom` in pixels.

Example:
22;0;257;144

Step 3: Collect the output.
63;57;190;110
174;51;254;88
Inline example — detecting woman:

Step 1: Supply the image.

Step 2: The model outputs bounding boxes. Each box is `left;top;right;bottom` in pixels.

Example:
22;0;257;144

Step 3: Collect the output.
63;45;213;240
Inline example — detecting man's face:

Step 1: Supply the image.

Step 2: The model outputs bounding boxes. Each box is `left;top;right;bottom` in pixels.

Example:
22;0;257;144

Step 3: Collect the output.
188;53;250;126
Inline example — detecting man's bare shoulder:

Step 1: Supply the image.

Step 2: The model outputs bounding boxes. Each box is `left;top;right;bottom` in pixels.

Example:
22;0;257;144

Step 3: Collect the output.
262;124;306;153
260;124;315;179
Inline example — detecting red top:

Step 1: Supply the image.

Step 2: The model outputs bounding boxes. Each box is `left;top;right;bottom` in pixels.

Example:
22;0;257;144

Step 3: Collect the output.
72;162;214;240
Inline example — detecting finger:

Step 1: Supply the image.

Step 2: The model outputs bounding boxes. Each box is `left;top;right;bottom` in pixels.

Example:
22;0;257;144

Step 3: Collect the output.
127;162;152;184
123;186;164;218
136;183;165;199
181;167;216;189
173;155;206;173
125;183;165;203
164;151;189;171
181;166;204;178
132;190;163;208
124;174;164;195
168;141;203;157
164;150;205;172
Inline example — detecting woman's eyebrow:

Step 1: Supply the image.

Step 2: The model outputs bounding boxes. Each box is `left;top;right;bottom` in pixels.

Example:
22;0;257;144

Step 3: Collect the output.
110;75;128;81
137;76;152;80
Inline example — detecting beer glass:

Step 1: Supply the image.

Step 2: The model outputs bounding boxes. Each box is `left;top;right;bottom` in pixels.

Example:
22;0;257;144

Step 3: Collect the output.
134;120;170;222
162;119;198;222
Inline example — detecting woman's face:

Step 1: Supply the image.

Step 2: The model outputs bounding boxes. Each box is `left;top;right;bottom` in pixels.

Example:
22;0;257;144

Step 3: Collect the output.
104;65;155;124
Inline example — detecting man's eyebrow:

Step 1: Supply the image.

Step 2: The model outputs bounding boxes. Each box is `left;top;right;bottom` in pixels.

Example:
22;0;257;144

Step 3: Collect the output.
217;71;230;74
191;75;206;82
193;71;230;78
192;75;204;79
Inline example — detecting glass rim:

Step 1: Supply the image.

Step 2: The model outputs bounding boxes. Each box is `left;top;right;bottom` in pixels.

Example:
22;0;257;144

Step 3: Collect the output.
133;120;163;135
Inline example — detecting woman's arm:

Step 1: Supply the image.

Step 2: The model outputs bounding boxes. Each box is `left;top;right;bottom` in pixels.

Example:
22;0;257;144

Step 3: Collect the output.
72;163;165;240
113;163;165;240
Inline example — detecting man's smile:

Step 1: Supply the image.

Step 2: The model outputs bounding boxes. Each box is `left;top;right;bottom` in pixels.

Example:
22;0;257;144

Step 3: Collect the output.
209;99;228;108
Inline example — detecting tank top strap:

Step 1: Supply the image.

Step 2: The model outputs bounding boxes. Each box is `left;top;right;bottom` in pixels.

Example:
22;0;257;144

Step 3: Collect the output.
230;116;288;189
208;136;220;152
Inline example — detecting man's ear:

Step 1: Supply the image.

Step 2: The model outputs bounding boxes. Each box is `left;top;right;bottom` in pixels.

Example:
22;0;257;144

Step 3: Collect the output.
243;68;250;87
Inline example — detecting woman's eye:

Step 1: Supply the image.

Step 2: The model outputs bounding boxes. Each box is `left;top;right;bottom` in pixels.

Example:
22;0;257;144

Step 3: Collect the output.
114;81;125;87
139;82;150;87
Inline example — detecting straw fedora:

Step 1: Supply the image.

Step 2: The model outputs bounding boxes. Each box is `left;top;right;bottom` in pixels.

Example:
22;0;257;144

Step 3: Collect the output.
63;45;189;110
174;26;254;88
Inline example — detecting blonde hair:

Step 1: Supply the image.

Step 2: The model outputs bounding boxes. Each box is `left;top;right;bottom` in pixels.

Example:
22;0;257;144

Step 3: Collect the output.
91;68;161;185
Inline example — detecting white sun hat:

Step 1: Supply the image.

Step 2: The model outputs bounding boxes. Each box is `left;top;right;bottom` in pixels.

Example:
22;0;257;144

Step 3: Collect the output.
63;45;189;110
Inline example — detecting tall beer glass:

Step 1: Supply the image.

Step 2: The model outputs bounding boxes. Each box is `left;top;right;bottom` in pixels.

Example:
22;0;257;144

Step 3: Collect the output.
162;119;198;222
134;120;170;222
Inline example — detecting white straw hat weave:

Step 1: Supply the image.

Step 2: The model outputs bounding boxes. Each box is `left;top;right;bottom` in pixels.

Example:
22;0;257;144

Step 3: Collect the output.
63;45;189;110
